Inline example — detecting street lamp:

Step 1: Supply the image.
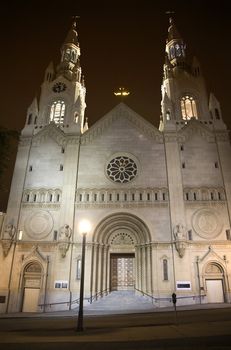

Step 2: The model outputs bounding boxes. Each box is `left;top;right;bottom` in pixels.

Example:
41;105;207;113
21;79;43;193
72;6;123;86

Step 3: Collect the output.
76;219;91;332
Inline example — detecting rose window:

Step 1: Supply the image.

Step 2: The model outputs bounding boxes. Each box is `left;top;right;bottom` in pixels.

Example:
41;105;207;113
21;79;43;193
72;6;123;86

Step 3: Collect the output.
107;156;137;183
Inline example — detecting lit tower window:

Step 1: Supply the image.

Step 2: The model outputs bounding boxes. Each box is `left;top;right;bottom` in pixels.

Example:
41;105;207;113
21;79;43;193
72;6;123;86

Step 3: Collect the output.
50;100;66;124
181;95;198;120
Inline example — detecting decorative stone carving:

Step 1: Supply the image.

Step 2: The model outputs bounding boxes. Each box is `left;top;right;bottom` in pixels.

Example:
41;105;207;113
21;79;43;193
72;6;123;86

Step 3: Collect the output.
58;224;72;258
3;224;16;240
1;240;13;258
1;224;16;257
110;232;135;245
173;223;187;258
192;208;222;239
59;224;72;240
24;210;53;240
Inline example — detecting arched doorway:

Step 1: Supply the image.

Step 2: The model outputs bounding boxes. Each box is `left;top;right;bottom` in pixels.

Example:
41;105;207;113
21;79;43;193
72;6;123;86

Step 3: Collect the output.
91;213;151;298
204;262;225;303
22;262;42;312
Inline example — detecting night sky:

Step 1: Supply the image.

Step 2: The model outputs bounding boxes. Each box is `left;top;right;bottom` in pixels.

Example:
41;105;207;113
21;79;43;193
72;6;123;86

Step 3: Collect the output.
0;0;230;210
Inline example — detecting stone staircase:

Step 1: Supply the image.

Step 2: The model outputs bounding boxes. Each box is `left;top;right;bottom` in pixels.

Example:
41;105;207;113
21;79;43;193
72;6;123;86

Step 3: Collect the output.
84;290;156;314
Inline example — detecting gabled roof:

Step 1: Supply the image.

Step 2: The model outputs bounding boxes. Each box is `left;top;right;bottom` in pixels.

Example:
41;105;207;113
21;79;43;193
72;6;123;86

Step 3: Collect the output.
81;103;163;144
32;122;66;146
177;118;215;143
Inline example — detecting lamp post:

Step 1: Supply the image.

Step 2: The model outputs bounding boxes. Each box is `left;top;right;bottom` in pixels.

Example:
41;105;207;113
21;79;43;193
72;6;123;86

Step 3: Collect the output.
76;219;91;332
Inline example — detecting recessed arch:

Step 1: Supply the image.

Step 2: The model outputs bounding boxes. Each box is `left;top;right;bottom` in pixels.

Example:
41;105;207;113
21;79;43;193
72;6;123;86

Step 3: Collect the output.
93;212;151;245
21;260;43;312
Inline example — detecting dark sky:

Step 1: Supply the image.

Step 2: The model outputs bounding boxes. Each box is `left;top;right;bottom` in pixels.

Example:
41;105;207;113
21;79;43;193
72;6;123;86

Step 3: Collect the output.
0;0;230;210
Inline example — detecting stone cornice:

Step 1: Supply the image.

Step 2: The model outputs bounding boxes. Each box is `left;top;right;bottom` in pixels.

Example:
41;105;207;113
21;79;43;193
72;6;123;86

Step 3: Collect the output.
75;202;169;209
22;203;61;210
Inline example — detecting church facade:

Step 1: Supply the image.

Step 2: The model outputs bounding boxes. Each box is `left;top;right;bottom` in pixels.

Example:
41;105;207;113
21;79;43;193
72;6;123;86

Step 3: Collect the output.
0;18;231;313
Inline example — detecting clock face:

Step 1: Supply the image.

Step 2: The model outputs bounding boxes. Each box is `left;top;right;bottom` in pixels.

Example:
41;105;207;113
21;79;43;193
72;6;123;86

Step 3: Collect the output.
52;82;67;93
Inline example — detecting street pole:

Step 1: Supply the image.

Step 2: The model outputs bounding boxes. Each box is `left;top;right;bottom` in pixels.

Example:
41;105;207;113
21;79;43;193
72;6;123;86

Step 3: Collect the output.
76;232;86;331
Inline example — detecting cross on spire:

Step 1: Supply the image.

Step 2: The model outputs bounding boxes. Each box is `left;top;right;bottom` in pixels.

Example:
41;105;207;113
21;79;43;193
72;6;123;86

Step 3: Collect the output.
165;10;175;24
72;15;80;30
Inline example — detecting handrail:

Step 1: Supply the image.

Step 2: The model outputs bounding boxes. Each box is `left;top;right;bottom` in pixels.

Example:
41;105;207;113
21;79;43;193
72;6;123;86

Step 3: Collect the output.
135;288;205;303
39;289;110;309
89;289;110;304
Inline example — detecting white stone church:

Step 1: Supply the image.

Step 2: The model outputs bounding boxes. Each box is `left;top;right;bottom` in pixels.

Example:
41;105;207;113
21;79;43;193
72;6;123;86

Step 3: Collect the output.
0;18;231;313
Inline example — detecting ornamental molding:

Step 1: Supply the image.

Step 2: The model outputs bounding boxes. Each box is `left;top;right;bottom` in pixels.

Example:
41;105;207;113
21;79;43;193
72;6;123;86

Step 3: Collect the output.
32;123;66;146
65;136;80;145
215;131;230;142
198;246;226;263
19;137;32;147
22;245;47;263
81;102;163;144
178;120;215;143
192;208;223;239
22;203;61;210
164;134;178;143
24;210;54;240
1;240;13;258
75;202;168;209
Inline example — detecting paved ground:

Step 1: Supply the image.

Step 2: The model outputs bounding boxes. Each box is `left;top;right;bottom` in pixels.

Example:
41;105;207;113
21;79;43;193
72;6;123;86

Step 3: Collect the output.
1;291;231;349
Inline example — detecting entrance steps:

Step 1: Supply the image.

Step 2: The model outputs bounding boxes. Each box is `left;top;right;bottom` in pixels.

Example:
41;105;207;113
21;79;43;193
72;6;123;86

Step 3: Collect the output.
84;290;156;314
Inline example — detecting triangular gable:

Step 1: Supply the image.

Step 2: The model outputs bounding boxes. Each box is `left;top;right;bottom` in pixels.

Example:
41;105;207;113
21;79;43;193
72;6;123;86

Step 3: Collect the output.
199;246;225;264
32;122;66;146
23;245;47;263
178;118;215;143
81;103;163;144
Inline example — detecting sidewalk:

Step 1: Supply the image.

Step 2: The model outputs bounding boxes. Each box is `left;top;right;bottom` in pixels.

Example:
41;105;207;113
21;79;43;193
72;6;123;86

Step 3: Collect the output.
1;301;231;318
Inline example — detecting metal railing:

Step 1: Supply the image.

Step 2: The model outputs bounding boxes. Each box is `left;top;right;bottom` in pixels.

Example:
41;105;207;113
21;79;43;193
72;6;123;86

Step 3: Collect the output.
135;288;205;304
39;289;110;311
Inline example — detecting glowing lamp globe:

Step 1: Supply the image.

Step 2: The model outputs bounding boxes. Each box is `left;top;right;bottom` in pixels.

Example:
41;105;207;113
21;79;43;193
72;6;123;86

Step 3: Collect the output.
79;219;91;235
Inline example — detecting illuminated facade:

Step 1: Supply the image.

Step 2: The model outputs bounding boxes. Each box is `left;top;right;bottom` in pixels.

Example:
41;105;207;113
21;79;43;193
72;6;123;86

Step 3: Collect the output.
0;18;231;313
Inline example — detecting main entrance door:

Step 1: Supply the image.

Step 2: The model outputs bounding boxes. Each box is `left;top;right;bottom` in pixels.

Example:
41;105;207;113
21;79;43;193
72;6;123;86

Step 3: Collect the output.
110;253;135;291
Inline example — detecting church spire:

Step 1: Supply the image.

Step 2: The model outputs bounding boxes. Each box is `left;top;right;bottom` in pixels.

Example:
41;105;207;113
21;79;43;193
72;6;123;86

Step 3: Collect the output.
56;16;82;81
165;17;186;67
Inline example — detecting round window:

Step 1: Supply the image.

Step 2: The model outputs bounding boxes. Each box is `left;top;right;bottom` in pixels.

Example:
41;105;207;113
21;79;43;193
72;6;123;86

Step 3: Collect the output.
106;156;137;183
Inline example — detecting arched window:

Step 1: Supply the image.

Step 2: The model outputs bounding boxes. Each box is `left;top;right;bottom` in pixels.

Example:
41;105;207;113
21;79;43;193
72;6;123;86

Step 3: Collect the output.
181;95;198;120
215;108;220;120
163;259;168;281
166;111;171;120
50;100;65;124
169;46;175;59
27;114;32;125
175;43;182;57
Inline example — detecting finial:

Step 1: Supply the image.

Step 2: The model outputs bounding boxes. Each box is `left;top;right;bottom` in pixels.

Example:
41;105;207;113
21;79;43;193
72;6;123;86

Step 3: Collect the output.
114;87;130;101
72;15;80;30
165;11;175;24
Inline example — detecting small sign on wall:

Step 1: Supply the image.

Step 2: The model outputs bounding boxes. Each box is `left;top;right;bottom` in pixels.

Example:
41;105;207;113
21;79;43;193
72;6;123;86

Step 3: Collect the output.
176;281;191;290
54;280;68;289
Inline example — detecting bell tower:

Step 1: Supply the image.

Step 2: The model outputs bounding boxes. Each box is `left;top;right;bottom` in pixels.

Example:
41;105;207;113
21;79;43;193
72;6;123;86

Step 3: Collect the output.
159;17;225;131
22;17;87;136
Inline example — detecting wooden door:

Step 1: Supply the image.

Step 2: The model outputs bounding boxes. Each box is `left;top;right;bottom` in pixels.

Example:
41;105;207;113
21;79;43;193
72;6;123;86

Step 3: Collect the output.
110;254;135;290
